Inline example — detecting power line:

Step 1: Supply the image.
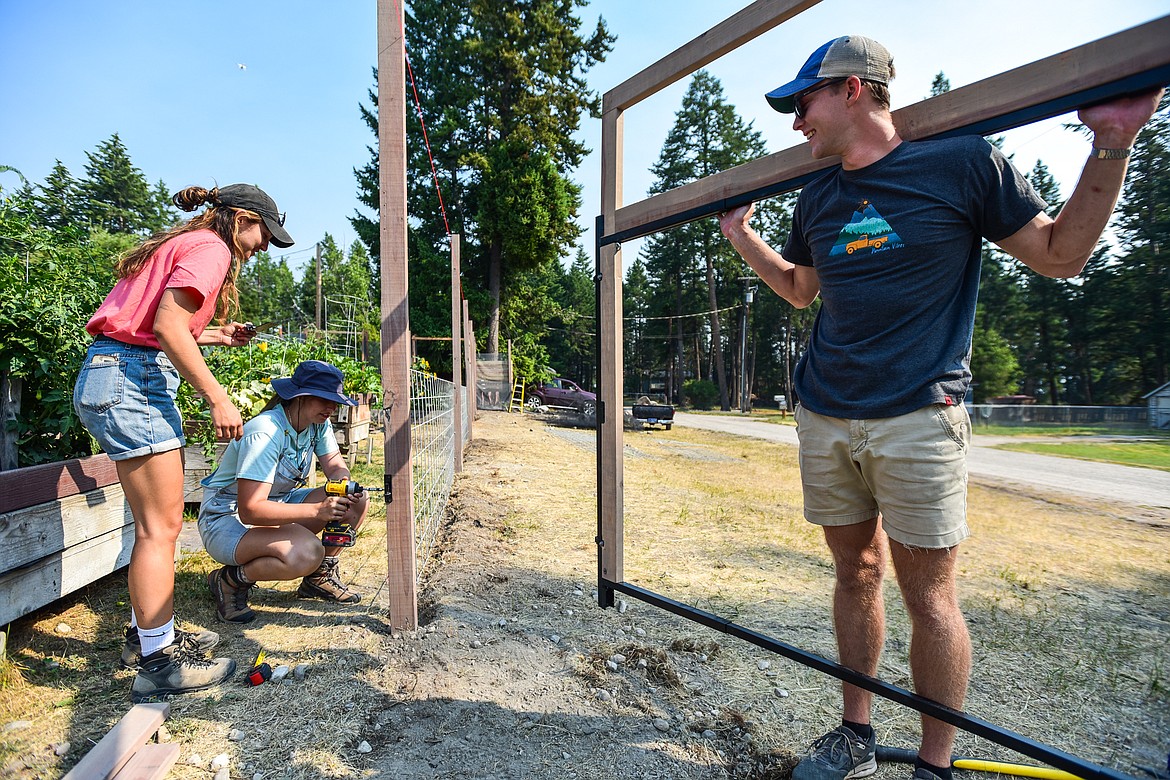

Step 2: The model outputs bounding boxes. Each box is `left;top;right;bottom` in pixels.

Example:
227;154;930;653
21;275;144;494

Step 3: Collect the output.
627;303;742;322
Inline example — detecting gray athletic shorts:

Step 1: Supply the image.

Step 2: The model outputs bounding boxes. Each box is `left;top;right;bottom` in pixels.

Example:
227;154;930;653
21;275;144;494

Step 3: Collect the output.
795;402;971;549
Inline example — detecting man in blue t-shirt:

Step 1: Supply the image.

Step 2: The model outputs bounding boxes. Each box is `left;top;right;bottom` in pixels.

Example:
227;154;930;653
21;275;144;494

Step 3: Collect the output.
718;34;1162;780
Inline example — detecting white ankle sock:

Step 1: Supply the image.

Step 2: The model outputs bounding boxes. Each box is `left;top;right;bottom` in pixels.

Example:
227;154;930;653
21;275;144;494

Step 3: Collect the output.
138;617;175;657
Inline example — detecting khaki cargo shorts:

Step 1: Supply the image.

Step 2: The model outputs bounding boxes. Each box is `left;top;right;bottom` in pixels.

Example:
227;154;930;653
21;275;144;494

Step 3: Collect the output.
795;402;971;549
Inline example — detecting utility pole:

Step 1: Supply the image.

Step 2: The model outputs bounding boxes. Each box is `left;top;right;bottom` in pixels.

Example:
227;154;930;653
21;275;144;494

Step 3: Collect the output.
737;277;757;414
314;241;323;330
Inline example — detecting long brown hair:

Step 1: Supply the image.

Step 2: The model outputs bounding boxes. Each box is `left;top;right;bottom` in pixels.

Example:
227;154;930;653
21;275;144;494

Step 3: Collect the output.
113;186;261;321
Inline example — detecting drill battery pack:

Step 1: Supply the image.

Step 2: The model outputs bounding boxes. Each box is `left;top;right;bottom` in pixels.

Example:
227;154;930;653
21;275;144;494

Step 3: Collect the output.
322;521;356;548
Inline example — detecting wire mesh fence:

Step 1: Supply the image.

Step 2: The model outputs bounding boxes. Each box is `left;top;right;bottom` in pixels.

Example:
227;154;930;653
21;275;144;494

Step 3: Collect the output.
409;369;457;581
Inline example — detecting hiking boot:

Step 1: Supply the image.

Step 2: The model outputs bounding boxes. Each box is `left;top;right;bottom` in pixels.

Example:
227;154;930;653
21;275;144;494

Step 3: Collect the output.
121;622;220;669
208;566;256;623
297;558;361;604
130;639;236;703
792;725;877;780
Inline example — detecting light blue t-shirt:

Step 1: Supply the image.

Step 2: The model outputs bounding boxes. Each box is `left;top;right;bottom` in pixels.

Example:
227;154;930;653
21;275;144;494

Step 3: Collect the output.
200;403;339;500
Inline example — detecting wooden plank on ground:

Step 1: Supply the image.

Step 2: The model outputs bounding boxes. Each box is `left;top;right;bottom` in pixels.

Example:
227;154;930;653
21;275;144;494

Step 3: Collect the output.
0;454;119;514
110;743;180;780
0;521;135;626
607;15;1170;242
603;0;821;111
0;485;132;573
62;702;170;780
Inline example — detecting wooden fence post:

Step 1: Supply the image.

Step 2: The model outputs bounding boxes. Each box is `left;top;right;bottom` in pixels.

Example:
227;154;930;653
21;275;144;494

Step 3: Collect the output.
377;0;417;630
450;234;463;473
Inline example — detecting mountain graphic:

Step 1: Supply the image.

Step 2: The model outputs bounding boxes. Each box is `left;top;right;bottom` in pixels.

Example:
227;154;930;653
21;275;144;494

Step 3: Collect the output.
829;203;903;257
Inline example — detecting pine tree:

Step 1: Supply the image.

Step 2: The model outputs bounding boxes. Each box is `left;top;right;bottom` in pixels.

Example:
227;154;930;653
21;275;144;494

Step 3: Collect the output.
623;257;654;397
77;133;153;234
1110;94;1170;395
238;251;301;330
1017;160;1071;403
35;161;79;230
353;0;613;360
641;71;767;410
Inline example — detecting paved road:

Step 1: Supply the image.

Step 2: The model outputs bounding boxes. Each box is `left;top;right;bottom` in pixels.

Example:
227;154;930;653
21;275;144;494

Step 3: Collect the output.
673;412;1170;512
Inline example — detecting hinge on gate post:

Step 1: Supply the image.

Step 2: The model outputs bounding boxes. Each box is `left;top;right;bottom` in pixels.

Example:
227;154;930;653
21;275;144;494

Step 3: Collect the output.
384;474;393;502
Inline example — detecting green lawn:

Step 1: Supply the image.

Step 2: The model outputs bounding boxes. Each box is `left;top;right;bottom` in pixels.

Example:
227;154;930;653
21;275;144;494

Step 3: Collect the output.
994;438;1170;471
970;423;1156;436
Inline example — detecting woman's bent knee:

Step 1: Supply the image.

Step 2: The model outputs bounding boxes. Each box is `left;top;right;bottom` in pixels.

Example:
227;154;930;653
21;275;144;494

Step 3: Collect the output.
288;540;326;576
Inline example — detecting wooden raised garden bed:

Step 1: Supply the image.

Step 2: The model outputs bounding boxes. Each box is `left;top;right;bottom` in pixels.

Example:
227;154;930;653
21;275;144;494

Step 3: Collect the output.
0;455;133;627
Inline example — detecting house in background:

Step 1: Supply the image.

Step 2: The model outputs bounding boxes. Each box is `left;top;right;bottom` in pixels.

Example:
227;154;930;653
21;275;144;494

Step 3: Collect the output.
1143;382;1170;429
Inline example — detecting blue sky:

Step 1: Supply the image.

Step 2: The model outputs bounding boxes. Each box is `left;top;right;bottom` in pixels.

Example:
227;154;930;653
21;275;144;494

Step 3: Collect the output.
2;1;1167;275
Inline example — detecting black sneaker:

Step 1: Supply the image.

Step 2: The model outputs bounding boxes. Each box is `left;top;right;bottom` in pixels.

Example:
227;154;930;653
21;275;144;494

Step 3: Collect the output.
912;768;946;780
297;559;361;604
130;639;236;703
792;725;878;780
121;623;220;669
208;566;256;623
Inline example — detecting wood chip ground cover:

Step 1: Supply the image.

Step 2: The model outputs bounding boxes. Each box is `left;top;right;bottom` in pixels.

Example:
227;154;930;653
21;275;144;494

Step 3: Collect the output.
1;411;1167;779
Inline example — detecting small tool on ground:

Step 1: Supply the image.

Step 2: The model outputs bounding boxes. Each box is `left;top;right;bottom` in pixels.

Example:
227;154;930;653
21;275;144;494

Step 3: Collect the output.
246;650;272;686
877;746;1083;780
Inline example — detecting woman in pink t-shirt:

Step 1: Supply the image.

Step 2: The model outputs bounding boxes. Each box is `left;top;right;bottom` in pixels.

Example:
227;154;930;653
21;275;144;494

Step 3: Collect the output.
73;183;293;702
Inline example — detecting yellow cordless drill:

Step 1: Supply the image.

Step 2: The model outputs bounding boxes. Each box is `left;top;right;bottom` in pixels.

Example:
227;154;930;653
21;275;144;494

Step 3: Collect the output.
321;479;382;547
324;478;382;497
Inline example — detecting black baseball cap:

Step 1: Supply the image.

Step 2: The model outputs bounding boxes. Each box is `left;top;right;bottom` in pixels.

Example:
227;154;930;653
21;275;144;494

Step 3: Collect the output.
214;183;294;248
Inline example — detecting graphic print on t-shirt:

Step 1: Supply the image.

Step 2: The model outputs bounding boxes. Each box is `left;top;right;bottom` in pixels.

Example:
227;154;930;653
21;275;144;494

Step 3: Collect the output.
828;199;903;257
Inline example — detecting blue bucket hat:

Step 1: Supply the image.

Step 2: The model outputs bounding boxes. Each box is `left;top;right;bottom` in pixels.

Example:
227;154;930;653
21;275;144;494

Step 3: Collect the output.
765;35;893;114
271;360;356;406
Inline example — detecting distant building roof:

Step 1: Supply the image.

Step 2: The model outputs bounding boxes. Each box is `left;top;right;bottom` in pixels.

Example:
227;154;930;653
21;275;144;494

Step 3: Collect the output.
1142;381;1170;399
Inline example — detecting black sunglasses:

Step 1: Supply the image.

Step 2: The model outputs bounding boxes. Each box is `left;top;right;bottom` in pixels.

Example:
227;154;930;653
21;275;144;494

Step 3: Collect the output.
794;78;846;119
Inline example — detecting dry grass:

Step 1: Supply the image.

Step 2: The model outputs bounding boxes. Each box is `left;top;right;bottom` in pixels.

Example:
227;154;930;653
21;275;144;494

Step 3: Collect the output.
496;419;1170;771
1;413;1167;779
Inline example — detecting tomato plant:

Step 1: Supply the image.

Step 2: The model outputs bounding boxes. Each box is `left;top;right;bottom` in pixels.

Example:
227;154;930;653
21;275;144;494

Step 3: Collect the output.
0;195;131;465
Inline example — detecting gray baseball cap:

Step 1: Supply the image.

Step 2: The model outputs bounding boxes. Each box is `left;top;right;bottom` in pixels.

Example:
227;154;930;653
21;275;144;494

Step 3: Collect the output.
766;35;893;114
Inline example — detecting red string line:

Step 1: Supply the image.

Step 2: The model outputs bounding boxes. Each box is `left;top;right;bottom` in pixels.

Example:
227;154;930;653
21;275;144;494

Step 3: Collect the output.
405;51;452;238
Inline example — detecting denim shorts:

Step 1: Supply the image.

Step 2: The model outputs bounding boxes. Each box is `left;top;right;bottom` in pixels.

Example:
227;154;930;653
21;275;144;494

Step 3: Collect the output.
198;487;316;565
795;402;971;549
73;336;185;461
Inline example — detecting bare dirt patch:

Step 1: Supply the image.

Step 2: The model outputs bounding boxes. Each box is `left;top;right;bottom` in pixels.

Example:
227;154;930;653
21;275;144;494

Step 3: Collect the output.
2;411;1168;779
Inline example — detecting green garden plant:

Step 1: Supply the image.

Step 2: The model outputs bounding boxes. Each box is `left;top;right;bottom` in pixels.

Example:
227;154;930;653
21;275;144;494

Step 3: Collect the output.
177;332;381;463
0;195;126;465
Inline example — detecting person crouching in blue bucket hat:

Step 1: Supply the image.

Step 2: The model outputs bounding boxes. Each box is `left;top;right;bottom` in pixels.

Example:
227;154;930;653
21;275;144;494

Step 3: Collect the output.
197;360;369;623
